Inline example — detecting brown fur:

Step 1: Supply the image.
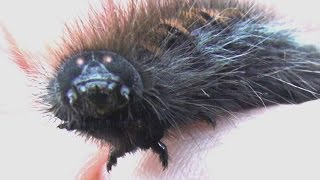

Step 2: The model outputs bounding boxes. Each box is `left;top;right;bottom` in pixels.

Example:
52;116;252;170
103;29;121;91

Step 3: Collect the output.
48;0;271;67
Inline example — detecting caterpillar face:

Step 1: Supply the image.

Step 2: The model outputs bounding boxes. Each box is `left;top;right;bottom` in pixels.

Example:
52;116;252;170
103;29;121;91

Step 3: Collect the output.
49;51;144;123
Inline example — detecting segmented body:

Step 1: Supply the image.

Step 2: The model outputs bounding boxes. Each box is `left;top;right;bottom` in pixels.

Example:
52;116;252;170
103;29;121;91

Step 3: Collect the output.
43;0;320;171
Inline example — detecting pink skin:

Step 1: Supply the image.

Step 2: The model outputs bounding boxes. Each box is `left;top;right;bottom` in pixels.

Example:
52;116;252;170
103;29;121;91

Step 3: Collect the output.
1;0;320;179
82;101;320;180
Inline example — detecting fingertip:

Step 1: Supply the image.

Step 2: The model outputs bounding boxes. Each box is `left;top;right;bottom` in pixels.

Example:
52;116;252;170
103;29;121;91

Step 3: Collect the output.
77;147;109;180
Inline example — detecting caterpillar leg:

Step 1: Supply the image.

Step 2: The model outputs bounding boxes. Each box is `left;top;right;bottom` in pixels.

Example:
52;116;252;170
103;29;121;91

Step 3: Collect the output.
151;141;169;169
106;147;126;172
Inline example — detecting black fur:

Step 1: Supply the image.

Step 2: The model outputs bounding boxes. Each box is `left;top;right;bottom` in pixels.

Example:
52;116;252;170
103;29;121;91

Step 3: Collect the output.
42;0;320;172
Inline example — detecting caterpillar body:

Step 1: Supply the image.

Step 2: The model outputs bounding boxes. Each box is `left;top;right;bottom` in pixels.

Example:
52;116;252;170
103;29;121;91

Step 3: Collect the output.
7;0;320;172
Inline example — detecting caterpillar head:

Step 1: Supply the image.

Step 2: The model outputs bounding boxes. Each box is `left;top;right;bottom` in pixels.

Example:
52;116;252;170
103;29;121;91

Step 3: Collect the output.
48;51;143;120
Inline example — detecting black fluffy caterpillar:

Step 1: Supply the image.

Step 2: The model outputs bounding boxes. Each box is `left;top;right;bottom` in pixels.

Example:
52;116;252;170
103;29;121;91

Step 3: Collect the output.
8;0;320;172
